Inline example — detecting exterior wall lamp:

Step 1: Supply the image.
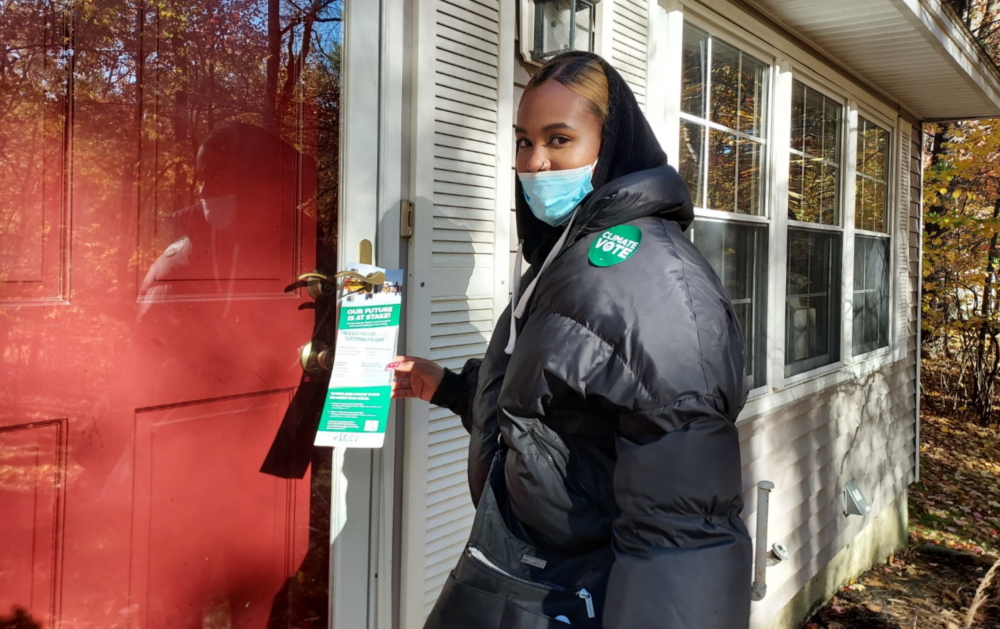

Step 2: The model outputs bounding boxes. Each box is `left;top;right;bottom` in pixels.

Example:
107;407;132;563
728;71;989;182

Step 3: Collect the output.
520;0;600;64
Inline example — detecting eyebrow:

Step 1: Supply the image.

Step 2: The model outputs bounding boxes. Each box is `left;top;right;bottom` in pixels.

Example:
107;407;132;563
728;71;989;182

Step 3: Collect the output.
514;122;575;134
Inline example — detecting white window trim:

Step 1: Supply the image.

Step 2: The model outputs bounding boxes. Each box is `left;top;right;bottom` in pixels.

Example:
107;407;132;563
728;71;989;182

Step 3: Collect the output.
855;228;894;238
786;220;843;233
662;2;910;416
695;207;770;224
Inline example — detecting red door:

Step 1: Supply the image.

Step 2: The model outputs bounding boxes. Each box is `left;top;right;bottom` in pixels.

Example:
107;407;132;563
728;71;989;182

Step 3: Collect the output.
0;0;342;626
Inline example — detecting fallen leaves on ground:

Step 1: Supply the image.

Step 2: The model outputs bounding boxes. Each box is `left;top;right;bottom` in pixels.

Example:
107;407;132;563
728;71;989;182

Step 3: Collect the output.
806;358;1000;628
806;544;996;628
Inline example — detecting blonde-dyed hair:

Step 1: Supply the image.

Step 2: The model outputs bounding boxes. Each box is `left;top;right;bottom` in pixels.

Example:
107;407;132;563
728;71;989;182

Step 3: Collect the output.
525;53;610;124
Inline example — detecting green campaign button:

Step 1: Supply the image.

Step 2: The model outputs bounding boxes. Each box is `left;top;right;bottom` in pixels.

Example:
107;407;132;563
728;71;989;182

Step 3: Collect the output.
588;224;642;267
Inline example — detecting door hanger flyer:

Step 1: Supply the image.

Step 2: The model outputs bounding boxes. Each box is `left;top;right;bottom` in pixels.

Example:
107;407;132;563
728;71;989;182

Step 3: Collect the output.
314;263;404;448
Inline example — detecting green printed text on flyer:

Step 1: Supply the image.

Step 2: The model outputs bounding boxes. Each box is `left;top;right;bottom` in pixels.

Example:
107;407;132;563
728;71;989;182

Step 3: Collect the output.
314;264;404;448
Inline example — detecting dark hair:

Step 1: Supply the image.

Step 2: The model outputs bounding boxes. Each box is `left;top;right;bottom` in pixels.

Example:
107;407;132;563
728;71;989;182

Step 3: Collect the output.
525;54;610;124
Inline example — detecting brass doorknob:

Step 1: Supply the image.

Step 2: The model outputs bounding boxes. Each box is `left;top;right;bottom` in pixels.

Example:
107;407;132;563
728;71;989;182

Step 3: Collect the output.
296;270;387;300
300;340;334;373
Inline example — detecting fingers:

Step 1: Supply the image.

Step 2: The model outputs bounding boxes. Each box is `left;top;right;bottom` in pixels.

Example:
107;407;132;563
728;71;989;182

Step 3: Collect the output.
388;356;440;403
391;378;415;399
390;355;424;368
389;357;425;378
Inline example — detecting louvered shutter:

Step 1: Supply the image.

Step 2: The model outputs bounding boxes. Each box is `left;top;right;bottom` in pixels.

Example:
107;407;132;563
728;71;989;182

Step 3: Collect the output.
894;121;911;361
609;0;649;110
400;0;513;625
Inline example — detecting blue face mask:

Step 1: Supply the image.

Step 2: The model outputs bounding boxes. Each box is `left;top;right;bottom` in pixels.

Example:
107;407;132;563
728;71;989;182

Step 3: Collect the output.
518;162;596;226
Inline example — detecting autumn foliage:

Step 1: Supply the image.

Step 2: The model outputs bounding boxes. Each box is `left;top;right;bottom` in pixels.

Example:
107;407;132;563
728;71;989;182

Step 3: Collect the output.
922;120;1000;425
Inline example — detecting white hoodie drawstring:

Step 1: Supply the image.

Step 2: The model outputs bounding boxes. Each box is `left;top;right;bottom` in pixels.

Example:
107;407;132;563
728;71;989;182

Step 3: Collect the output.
504;209;579;355
504;241;523;355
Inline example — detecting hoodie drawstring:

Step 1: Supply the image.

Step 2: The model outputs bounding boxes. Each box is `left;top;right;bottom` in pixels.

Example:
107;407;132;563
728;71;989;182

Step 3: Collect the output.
504;208;579;355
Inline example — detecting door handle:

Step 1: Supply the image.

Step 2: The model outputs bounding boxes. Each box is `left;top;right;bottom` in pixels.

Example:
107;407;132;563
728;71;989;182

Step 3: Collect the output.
300;340;335;373
296;270;387;300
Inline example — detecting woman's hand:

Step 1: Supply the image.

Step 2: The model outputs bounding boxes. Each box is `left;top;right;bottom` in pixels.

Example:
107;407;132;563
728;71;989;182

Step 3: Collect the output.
389;356;444;402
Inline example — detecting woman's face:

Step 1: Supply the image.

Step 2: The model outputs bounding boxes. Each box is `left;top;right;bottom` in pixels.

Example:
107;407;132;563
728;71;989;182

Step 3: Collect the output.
515;79;602;174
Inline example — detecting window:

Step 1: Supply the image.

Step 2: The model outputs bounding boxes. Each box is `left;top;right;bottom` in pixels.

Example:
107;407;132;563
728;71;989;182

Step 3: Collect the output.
679;24;769;215
854;236;890;355
853;117;891;355
855;117;890;232
785;80;844;377
789;81;842;225
672;18;899;392
786;229;842;375
681;23;770;389
691;220;769;389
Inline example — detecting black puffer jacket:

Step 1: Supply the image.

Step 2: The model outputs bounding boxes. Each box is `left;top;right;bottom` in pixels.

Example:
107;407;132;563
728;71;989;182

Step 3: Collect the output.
431;163;752;627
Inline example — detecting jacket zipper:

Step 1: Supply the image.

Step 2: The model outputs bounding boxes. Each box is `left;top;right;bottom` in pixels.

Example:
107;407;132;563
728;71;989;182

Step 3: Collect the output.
528;425;568;483
466;545;596;619
529;425;606;516
577;589;595;618
467;545;564;591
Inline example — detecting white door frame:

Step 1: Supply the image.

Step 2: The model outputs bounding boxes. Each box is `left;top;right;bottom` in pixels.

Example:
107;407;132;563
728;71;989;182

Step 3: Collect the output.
332;0;406;624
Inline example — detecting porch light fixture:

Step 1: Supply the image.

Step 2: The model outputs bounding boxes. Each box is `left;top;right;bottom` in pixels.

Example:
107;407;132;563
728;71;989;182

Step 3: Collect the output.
523;0;599;64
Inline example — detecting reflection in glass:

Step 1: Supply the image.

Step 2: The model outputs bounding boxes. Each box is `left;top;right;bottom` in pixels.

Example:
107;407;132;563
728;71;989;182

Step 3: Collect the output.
855;117;890;233
791;85;804;154
691;219;769;389
710;38;741;130
0;0;66;300
853;235;890;355
681;25;707;117
0;0;342;625
679;120;705;206
786;228;842;376
139;123;306;301
738;139;762;215
707;129;736;212
739;56;768;137
679;22;769;215
789;80;842;225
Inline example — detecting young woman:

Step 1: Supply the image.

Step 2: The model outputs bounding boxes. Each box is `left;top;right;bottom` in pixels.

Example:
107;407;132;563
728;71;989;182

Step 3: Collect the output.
391;52;751;628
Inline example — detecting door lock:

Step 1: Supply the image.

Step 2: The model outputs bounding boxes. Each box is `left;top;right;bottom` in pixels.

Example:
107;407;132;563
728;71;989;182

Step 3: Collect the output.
300;340;335;373
297;272;337;299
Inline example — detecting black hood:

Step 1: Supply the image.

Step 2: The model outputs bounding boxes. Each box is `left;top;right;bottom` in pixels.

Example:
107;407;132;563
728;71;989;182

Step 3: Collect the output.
570;164;693;239
515;52;692;266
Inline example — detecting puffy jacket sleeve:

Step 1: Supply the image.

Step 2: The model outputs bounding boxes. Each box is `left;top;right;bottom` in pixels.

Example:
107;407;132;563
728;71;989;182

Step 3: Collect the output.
429;359;481;433
603;394;751;628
